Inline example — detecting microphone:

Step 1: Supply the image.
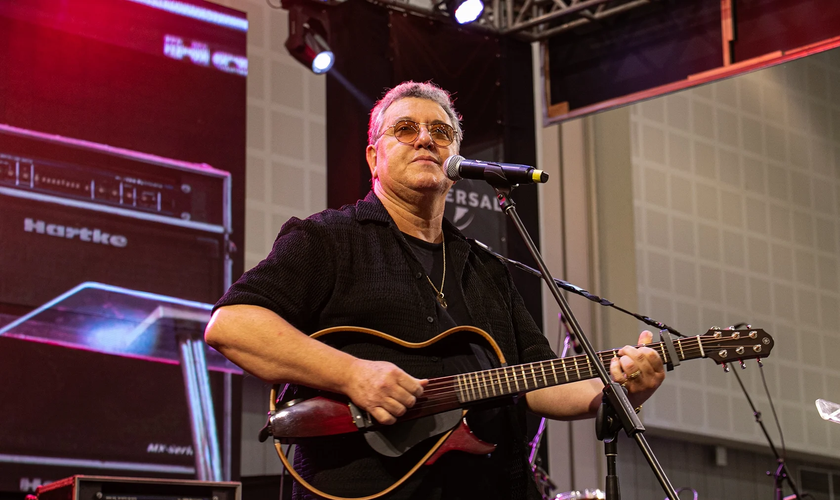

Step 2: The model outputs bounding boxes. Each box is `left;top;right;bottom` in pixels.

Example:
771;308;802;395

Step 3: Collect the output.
444;155;549;185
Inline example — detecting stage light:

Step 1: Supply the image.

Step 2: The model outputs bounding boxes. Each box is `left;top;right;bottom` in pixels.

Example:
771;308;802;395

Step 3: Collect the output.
303;27;334;74
311;50;334;73
285;15;335;75
448;0;484;24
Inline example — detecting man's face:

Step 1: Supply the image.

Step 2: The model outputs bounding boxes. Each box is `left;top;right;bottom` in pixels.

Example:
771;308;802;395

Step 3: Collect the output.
366;97;458;198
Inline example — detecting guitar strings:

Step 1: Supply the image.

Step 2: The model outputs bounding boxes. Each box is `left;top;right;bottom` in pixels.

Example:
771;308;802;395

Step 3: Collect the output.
419;357;690;404
410;354;697;413
421;337;705;393
415;335;757;406
408;342;714;412
439;334;751;392
412;352;657;412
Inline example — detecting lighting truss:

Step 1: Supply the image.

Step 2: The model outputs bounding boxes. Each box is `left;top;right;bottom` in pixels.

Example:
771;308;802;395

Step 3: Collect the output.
368;0;658;41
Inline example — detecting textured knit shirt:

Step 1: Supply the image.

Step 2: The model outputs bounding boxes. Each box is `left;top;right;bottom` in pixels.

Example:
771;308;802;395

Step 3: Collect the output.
215;191;556;499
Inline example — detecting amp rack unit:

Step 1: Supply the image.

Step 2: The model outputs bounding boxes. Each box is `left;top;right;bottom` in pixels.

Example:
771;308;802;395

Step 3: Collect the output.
0;123;234;308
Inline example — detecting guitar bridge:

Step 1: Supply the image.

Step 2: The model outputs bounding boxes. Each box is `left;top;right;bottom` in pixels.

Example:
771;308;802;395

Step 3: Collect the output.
348;402;375;430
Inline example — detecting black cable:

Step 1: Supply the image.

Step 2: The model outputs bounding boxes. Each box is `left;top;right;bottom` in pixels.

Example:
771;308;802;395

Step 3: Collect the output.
760;365;786;461
471;238;685;337
730;322;786;461
278;444;292;500
729;322;802;499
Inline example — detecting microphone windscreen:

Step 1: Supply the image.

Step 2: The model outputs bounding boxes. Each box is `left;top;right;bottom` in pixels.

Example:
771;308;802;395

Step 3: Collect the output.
444;155;464;181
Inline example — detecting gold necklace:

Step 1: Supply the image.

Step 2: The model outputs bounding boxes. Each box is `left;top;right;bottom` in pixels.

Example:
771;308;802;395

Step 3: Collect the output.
425;235;447;309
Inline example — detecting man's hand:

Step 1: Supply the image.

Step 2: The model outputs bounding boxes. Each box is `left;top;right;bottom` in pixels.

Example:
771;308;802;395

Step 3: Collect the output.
343;359;428;425
608;330;666;407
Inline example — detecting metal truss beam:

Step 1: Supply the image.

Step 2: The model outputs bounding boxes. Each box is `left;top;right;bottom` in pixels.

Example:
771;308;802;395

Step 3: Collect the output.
367;0;656;41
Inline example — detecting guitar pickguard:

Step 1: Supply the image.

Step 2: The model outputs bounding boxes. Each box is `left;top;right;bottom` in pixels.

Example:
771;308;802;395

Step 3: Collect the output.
363;408;463;457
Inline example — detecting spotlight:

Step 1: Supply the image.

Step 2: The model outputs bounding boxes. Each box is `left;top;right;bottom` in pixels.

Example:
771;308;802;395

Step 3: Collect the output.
311;49;334;74
285;7;334;74
446;0;484;24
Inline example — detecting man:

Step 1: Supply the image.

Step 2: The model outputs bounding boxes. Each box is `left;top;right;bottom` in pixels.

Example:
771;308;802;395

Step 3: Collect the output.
205;81;665;499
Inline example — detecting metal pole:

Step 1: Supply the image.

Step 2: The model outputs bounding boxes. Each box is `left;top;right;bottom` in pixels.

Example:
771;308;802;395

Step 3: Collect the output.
179;337;210;479
191;338;223;480
495;188;680;500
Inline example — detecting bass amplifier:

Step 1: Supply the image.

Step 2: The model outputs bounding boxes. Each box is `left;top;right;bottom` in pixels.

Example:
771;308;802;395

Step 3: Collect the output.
0;125;240;491
0;123;233;309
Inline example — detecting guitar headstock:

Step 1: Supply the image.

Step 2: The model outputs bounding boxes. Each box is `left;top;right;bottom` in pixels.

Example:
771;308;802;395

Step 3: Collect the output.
701;328;774;365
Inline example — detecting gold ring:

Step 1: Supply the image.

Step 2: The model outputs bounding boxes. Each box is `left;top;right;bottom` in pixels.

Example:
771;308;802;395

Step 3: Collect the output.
628;370;642;380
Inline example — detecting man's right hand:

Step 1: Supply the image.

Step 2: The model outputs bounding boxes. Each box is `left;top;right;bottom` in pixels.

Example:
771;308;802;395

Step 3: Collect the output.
343;359;427;425
205;306;427;425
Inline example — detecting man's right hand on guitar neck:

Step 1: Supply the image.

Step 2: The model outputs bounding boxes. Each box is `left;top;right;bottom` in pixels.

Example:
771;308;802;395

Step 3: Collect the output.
344;358;428;425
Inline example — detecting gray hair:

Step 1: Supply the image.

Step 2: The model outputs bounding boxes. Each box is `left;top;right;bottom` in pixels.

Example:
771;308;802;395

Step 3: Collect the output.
368;81;462;149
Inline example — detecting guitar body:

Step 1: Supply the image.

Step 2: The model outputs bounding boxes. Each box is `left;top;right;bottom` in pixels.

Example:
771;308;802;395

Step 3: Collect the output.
425;418;496;465
267;324;774;500
269;325;510;500
272;395;492;459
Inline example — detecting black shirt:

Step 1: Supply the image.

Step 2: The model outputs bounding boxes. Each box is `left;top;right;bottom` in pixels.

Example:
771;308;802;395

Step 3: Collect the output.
215;191;555;499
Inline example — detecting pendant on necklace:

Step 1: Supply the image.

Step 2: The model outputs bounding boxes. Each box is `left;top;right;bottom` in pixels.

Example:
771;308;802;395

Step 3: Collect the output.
436;292;448;309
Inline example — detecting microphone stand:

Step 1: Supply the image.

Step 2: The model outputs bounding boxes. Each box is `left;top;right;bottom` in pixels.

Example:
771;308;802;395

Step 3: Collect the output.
489;178;680;500
729;364;802;499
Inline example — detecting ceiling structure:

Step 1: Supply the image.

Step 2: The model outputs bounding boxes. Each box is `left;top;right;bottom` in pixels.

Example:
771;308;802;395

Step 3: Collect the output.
368;0;658;41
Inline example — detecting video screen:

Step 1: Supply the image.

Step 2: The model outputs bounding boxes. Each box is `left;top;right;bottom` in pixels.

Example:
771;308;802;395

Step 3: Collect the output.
0;0;247;490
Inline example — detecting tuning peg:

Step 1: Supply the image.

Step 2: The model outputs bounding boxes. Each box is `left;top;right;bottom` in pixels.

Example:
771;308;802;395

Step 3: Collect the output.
757;358;763;368
723;364;731;373
739;360;746;370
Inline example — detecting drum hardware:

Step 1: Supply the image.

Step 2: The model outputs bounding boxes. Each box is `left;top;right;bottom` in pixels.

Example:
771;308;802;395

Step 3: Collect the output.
532;463;556;499
555;489;604;500
666;487;698;500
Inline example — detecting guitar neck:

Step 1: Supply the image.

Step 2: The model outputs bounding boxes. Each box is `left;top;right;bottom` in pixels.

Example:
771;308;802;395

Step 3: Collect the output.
404;328;769;420
453;336;706;403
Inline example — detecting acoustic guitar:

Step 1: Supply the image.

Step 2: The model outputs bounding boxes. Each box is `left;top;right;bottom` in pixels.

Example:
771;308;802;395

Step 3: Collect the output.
263;325;774;500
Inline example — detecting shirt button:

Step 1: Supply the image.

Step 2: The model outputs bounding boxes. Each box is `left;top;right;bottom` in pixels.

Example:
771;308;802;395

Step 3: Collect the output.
415;272;423;279
426;316;434;323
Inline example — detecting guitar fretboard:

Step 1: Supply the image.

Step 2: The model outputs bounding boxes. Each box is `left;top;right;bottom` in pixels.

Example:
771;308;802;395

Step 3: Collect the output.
453;336;705;403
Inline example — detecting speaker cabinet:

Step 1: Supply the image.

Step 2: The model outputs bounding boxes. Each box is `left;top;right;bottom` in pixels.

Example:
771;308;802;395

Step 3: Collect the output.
0;336;242;493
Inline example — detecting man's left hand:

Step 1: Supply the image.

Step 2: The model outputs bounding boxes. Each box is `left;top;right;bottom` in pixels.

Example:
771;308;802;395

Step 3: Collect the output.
608;330;666;408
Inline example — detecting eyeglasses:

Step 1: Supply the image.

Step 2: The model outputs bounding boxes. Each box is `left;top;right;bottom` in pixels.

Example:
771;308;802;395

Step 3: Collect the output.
378;119;457;147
